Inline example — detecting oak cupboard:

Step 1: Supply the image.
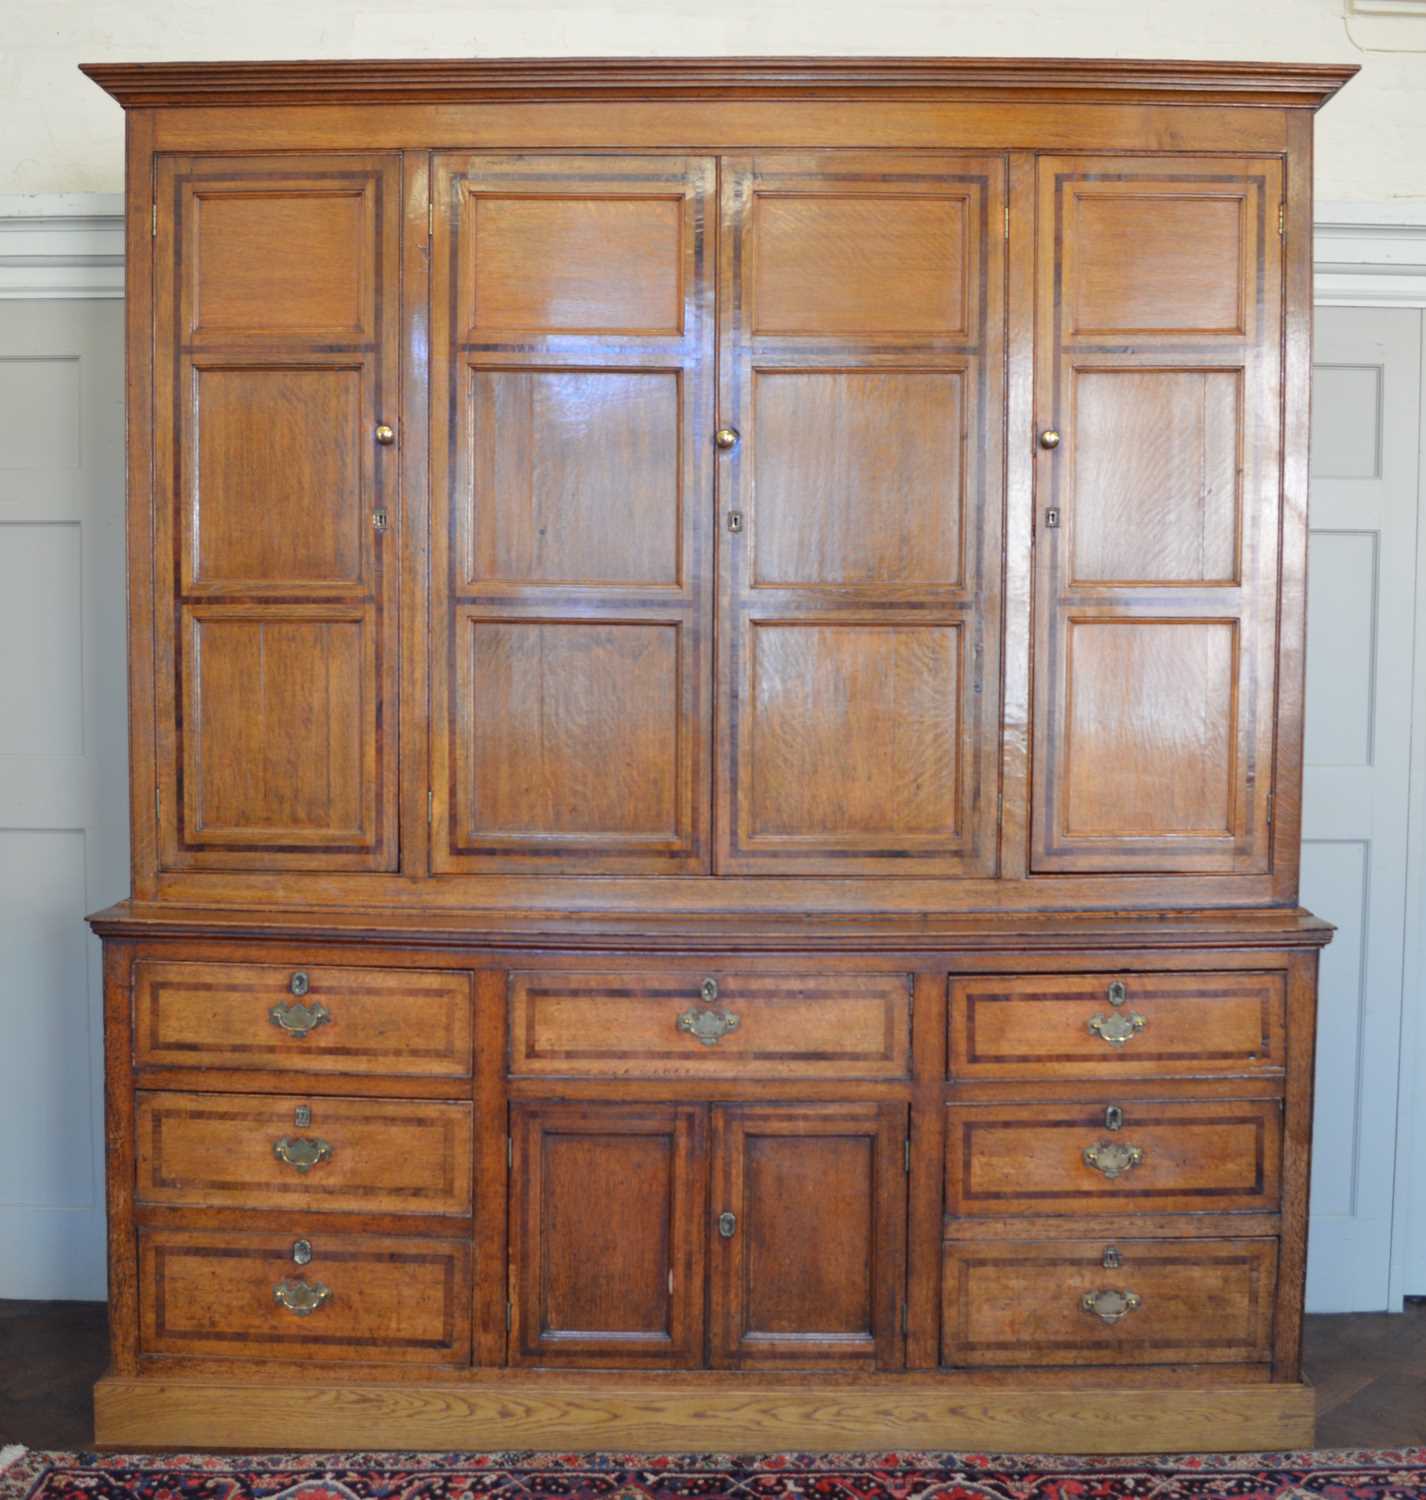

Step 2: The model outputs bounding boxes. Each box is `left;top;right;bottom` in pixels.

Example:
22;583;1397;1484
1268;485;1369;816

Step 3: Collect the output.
83;56;1353;1454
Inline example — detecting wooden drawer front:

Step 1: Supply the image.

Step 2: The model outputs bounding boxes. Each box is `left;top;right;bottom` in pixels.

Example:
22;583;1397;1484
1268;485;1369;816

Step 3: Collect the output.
949;971;1285;1080
945;1099;1281;1217
509;971;911;1078
139;1228;471;1363
134;961;474;1078
942;1238;1278;1366
136;1092;473;1216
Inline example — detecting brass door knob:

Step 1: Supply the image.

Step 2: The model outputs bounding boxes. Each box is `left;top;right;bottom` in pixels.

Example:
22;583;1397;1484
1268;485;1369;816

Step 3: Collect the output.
1039;429;1061;450
375;423;396;446
714;427;740;451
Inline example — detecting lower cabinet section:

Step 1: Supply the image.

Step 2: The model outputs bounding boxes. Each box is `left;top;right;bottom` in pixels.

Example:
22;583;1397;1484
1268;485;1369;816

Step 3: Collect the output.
509;1100;908;1369
138;1228;473;1363
941;1238;1279;1367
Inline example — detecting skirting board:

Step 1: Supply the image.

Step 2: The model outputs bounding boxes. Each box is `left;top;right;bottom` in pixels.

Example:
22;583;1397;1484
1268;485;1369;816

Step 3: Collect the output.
94;1375;1316;1454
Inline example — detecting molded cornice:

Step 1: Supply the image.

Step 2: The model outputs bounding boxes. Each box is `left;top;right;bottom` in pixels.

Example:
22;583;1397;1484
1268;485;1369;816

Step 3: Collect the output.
79;56;1359;111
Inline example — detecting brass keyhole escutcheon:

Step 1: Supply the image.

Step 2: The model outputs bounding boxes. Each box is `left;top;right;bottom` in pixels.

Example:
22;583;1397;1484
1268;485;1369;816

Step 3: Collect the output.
292;1238;313;1266
714;427;740;451
718;1211;737;1238
289;971;310;997
1105;1104;1124;1131
1039;428;1061;449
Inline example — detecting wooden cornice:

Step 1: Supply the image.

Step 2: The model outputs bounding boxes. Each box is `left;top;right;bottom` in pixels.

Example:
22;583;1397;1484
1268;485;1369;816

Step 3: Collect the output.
79;56;1359;111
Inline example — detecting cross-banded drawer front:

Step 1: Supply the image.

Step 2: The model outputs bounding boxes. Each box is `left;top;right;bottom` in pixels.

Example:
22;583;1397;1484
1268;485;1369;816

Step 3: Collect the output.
134;961;474;1078
509;971;911;1078
135;1092;473;1216
945;1099;1281;1218
949;971;1286;1080
138;1228;472;1363
941;1237;1277;1367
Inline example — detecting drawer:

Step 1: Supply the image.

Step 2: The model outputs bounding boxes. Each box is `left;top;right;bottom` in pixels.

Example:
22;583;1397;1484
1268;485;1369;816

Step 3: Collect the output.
135;1092;473;1216
945;1098;1281;1217
509;970;911;1078
941;1237;1278;1366
949;971;1285;1080
134;961;473;1078
139;1227;471;1363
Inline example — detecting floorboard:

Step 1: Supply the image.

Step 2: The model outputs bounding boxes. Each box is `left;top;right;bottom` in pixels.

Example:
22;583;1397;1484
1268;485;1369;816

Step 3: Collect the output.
2;1298;1422;1452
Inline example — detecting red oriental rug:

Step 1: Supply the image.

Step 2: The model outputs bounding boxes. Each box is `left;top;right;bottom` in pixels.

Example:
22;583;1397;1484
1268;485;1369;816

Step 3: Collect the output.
3;1446;1426;1500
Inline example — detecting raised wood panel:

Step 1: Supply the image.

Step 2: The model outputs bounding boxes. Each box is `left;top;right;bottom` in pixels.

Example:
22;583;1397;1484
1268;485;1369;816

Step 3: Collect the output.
508;971;911;1079
942;1238;1277;1367
1063;619;1238;839
948;971;1286;1081
718;154;1003;876
454;617;683;847
1069;368;1242;585
139;1228;471;1363
182;607;377;848
187;362;367;593
154;154;401;873
1031;156;1281;876
433;154;713;873
510;1101;705;1367
752;370;963;588
135;1092;474;1216
710;1103;906;1369
184;175;378;343
744;623;962;845
751;193;970;337
1064;191;1249;338
466;369;680;587
462;193;683;336
945;1098;1282;1219
133;961;473;1078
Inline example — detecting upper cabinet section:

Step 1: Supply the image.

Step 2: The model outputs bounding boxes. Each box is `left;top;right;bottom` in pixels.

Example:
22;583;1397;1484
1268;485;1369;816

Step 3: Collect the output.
429;155;714;873
152;154;402;872
1030;157;1285;874
716;155;1006;876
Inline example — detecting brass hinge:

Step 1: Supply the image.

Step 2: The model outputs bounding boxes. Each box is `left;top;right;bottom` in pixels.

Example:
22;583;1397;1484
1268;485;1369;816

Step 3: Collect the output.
428;200;434;239
901;1302;908;1336
668;1268;674;1294
1267;791;1274;826
507;1135;513;1168
155;783;162;822
429;789;435;828
151;201;157;238
506;1300;512;1331
1004;205;1010;240
904;1137;912;1174
1279;203;1286;237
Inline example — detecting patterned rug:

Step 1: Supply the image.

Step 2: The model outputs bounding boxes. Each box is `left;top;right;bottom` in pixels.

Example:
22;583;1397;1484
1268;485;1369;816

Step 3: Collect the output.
3;1447;1426;1500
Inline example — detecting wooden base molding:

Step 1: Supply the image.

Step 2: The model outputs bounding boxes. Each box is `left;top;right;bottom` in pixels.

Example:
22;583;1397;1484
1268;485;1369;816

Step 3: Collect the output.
93;1374;1315;1455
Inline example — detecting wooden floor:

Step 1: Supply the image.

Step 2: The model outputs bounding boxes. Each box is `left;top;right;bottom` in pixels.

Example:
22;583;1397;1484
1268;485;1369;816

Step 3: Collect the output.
2;1298;1423;1453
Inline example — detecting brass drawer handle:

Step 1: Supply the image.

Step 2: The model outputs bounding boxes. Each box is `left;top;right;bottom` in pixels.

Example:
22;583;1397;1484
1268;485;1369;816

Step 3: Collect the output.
1083;1140;1144;1179
274;1277;332;1316
1081;1287;1141;1324
677;1007;740;1046
273;1136;333;1173
1088;1010;1147;1046
269;998;330;1038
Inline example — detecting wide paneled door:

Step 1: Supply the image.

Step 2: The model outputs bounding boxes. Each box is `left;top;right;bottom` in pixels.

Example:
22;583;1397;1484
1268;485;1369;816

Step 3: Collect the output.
1031;157;1284;873
430;155;715;873
717;155;1006;875
152;154;402;870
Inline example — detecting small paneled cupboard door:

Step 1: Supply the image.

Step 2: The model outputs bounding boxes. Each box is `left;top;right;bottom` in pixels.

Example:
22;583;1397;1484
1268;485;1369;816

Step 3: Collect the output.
709;1103;907;1369
152;155;402;870
509;1102;707;1367
717;156;1006;875
430;156;715;873
1031;158;1285;873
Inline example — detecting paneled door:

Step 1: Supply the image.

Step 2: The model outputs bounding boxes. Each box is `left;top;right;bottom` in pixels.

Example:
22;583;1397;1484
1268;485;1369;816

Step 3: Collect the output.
152;155;402;870
1031;158;1284;873
431;155;715;873
509;1102;707;1367
716;155;1006;875
708;1103;907;1368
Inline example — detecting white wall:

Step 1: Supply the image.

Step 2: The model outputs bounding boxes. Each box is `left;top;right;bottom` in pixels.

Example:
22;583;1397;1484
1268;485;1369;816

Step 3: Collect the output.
0;0;1424;203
